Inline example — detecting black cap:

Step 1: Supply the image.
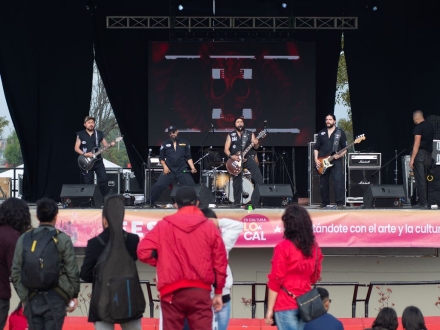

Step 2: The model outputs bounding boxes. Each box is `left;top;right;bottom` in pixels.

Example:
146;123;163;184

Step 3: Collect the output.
168;125;178;132
174;186;197;206
84;115;95;123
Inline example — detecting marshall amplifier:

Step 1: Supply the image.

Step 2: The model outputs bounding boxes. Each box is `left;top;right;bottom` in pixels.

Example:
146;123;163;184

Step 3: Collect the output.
347;168;381;203
348;153;381;167
433;140;440;165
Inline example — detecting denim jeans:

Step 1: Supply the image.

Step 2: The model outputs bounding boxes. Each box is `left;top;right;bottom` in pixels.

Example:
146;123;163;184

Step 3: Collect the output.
24;291;67;330
94;318;141;330
274;308;305;330
0;298;9;330
214;300;231;330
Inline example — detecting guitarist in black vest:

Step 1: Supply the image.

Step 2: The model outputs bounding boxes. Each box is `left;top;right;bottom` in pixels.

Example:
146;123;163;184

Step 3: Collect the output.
74;116;114;197
224;117;263;208
314;114;347;209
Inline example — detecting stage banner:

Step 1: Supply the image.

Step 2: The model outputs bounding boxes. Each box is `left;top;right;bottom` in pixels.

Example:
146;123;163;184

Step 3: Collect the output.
57;209;440;248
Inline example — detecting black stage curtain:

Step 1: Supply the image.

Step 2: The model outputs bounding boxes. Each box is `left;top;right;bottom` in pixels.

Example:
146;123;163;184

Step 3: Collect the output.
0;1;94;202
345;0;440;185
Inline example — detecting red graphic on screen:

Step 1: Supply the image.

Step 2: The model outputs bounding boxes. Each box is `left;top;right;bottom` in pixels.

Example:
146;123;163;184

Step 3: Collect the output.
149;42;315;146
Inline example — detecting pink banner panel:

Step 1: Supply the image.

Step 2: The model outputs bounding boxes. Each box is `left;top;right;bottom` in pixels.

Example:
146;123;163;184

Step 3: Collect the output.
56;209;440;248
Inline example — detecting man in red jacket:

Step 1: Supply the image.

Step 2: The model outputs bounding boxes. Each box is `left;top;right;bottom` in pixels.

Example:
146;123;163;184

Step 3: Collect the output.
138;186;227;329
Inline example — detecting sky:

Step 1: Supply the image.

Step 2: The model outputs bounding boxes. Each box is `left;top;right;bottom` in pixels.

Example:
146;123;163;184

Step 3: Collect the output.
0;78;349;138
0;79;13;136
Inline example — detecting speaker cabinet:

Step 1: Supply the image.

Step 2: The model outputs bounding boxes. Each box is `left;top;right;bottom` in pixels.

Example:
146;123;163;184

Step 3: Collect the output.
428;165;440;206
258;184;293;207
170;184;214;206
60;184;102;208
348;168;381;201
94;170;123;194
308;142;346;205
363;184;405;209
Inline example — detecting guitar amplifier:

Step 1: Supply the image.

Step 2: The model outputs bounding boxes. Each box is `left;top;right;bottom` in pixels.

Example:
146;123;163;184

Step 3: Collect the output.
433;140;440;165
308;142;346;205
348;153;381;167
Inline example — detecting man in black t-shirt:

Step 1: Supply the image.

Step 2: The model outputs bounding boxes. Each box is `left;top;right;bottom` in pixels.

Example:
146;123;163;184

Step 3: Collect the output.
74;116;114;197
410;110;435;208
147;125;197;207
224;117;263;208
314;114;347;209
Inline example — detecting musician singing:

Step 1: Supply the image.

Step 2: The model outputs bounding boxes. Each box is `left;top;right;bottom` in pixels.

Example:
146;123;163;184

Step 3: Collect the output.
147;125;197;208
74;116;114;197
314;114;347;209
224;117;263;208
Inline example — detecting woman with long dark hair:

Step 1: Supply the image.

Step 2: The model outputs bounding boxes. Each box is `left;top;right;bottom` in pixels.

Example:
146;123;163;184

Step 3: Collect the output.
365;307;398;330
402;306;428;330
265;205;323;330
0;198;31;329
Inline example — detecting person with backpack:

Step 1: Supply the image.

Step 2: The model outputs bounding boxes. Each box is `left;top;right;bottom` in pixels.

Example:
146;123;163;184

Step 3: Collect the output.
0;198;31;330
80;194;143;330
11;198;80;330
138;186;228;329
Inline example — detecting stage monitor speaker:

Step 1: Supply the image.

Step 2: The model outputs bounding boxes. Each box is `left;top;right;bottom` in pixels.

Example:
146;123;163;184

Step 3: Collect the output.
363;184;405;209
170;184;214;206
60;184;102;208
258;184;293;207
348;168;381;199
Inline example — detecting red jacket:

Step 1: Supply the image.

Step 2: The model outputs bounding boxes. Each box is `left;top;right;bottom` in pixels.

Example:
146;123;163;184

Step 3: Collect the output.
137;206;227;299
267;240;323;312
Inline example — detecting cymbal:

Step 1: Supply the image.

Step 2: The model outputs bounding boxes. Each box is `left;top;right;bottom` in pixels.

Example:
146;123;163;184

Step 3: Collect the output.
208;161;225;167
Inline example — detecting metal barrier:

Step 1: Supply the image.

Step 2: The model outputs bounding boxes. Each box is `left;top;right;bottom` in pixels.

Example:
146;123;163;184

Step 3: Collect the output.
141;280;366;319
364;280;440;318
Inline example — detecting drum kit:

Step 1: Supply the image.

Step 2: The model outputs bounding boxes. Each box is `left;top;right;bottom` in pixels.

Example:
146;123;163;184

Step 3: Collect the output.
201;148;254;204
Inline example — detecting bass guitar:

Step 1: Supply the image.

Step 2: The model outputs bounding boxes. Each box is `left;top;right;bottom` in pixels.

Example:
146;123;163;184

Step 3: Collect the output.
226;130;267;176
78;136;123;172
315;134;366;176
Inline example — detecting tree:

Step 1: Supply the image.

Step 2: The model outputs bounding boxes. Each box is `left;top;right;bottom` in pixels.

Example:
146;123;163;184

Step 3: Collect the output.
89;60;129;167
4;130;22;167
90;62;118;137
0;116;10;139
336;34;352;121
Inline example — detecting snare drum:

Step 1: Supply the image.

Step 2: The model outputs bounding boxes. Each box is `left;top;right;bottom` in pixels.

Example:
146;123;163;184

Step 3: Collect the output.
213;171;230;189
224;177;254;204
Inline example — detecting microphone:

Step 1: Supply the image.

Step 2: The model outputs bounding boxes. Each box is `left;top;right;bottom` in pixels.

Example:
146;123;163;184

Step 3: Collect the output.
264;120;267;128
148;148;152;157
211;123;215;133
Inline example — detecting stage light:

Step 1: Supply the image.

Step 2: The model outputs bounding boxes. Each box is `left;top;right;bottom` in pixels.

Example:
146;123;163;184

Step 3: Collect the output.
178;4;184;11
281;2;287;9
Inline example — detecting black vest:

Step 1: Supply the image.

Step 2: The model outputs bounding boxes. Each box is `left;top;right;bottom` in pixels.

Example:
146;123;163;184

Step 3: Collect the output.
228;130;255;157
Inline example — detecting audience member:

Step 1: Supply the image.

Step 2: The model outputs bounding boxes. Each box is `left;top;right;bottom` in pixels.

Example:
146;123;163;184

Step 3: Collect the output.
304;288;343;330
0;198;31;330
11;198;79;330
365;307;398;330
402;306;428;330
80;195;141;330
137;186;227;329
265;205;323;330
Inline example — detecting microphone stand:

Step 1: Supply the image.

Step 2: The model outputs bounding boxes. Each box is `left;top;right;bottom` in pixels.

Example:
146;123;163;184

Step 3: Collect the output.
199;124;214;184
131;143;148;205
265;121;276;185
371;149;406;184
148;149;152;205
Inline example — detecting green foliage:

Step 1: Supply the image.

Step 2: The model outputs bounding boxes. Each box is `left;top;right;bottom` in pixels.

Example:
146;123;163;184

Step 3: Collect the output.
4;130;22;167
336;35;352;121
0;116;10;139
90;61;129;167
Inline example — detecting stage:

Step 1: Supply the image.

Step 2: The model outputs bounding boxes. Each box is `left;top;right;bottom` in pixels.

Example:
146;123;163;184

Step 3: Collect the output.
56;205;440;249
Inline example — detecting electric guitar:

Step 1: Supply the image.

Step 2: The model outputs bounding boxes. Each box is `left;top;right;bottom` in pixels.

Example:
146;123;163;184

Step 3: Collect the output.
315;134;366;176
78;136;123;172
226;130;267;176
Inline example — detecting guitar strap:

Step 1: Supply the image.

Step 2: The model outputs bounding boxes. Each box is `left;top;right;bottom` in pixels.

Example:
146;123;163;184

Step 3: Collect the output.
333;128;341;153
95;130;99;148
241;131;249;152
